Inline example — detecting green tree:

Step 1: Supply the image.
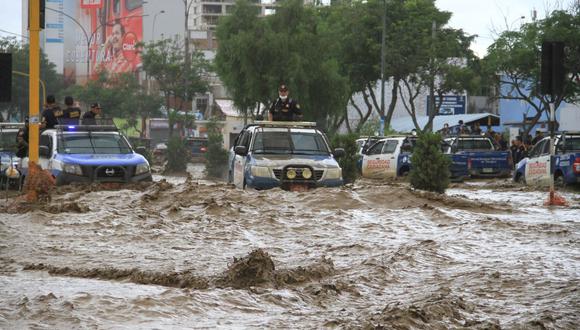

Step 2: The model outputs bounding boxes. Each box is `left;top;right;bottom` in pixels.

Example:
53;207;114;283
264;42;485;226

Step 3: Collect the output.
215;0;348;130
484;8;580;137
139;37;209;137
409;132;450;193
205;118;228;179
0;37;63;121
330;133;359;184
165;136;189;173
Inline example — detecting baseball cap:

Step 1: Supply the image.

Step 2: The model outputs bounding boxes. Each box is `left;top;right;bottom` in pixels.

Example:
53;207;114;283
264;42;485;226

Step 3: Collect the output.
279;84;288;92
91;103;101;108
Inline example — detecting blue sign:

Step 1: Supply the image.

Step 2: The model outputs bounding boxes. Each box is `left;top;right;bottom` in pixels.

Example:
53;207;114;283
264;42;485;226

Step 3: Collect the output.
427;95;466;115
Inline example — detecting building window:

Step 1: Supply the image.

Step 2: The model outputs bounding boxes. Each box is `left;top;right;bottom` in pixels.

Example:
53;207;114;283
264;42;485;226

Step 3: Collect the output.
203;4;222;14
196;97;208;113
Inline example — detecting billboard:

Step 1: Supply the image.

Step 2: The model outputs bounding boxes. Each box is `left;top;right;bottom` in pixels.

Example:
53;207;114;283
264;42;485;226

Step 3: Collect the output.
61;0;143;83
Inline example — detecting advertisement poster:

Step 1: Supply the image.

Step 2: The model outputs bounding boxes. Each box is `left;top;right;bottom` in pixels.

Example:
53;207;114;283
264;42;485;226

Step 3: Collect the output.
62;0;143;83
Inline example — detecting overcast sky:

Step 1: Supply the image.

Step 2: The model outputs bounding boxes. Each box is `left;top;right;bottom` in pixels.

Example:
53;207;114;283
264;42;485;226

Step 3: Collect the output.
0;0;575;58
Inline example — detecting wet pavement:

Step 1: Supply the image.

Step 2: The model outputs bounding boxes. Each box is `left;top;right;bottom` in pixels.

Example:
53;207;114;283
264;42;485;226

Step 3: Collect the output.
0;165;579;329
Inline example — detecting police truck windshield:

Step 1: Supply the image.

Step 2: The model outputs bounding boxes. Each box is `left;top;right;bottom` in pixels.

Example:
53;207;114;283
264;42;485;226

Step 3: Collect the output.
58;133;132;154
456;138;494;151
252;131;330;155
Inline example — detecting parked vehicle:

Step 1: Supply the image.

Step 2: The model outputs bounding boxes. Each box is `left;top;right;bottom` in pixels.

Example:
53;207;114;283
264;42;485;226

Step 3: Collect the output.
20;124;152;185
228;121;344;190
360;135;469;181
513;132;580;186
187;137;208;159
0;123;24;188
443;135;512;178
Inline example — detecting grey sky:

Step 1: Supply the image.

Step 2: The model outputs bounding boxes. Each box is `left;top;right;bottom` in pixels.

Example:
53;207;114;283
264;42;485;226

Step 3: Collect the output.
0;0;575;57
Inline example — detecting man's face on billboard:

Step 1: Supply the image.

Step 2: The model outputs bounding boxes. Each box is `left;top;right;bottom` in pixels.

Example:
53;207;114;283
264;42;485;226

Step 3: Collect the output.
112;24;123;51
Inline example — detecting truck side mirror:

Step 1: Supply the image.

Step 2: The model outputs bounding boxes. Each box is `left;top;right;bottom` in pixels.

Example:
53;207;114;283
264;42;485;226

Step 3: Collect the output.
234;145;248;156
333;148;345;158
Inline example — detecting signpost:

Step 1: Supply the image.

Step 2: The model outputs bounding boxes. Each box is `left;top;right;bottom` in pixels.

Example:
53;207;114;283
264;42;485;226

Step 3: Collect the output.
427;95;466;116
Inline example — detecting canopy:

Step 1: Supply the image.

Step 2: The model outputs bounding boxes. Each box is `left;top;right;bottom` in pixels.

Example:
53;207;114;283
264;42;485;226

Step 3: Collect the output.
390;113;500;133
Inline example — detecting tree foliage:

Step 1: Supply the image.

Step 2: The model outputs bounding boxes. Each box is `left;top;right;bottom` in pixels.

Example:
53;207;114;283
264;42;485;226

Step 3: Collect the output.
409;132;450;193
215;0;348;129
205;118;229;179
0;37;63;121
139;37;210;136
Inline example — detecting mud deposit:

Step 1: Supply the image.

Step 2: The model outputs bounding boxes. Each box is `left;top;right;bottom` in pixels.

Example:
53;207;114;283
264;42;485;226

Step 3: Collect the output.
0;171;579;329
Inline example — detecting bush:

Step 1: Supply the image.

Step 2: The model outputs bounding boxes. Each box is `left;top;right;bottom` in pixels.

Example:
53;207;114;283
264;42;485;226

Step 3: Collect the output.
409;132;450;193
205;119;229;179
330;133;359;184
165;136;189;173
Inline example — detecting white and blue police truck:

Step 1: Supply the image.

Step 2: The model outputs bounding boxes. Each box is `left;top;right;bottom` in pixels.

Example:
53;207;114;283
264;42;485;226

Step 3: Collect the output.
514;132;580;186
20;124;152;185
227;121;344;190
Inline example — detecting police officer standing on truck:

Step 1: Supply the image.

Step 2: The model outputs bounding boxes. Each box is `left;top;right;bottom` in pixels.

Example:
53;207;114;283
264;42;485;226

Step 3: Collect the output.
41;95;63;129
268;84;303;121
82;103;102;125
62;96;82;125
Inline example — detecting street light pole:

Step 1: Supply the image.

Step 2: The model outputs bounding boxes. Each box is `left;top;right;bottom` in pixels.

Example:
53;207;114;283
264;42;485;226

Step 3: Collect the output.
380;0;386;136
152;10;165;41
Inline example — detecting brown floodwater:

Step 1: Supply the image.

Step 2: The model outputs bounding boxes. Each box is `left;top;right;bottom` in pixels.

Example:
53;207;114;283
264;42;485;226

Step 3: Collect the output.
1;167;579;329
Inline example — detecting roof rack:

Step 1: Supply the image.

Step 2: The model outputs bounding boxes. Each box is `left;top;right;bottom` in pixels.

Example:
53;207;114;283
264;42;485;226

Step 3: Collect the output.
251;120;317;128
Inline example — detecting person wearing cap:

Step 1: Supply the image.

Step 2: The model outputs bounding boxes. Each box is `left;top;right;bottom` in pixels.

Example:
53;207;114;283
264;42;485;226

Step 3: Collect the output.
268;84;302;121
41;94;63;129
61;96;82;125
82;103;102;125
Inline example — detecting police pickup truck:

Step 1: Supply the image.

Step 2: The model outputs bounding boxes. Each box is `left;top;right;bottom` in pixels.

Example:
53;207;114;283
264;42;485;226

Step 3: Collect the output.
228;121;345;190
360;135;469;180
513;132;580;186
20;124;152;185
443;135;512;178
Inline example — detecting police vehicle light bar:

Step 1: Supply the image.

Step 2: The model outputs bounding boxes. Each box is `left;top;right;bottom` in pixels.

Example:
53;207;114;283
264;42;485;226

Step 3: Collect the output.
55;124;118;132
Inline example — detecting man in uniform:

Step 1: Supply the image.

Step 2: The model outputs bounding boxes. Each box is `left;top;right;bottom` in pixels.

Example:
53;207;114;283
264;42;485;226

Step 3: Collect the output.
268;84;302;121
16;116;29;158
62;96;82;125
82;103;102;125
41;95;62;129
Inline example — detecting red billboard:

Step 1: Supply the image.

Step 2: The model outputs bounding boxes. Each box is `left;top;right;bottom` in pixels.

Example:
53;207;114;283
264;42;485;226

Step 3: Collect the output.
87;0;143;77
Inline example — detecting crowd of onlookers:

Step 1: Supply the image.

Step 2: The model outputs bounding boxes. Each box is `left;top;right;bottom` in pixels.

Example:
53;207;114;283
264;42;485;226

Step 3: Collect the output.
439;119;548;168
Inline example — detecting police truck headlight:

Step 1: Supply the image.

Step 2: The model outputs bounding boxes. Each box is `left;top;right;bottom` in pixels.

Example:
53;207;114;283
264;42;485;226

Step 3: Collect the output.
63;164;83;176
286;169;297;179
325;168;342;179
135;162;150;175
250;166;271;177
302;168;312;179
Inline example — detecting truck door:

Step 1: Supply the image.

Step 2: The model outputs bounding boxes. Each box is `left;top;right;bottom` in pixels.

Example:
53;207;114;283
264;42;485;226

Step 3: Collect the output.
233;130;251;188
525;139;550;185
361;141;385;178
38;134;53;172
379;139;400;178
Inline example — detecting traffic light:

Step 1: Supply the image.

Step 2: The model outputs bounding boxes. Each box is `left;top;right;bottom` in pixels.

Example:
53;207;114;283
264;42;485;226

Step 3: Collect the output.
40;0;45;30
540;41;565;97
0;53;12;102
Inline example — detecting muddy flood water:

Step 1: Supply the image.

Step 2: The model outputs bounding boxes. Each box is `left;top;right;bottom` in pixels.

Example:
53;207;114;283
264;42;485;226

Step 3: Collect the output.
1;165;579;329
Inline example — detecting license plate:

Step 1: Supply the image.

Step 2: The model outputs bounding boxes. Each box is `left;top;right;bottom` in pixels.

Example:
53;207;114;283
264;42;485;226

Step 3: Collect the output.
482;168;494;173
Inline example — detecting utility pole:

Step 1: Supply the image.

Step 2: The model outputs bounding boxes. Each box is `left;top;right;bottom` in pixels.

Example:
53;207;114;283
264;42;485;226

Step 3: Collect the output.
427;20;436;132
379;0;386;135
28;0;41;164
